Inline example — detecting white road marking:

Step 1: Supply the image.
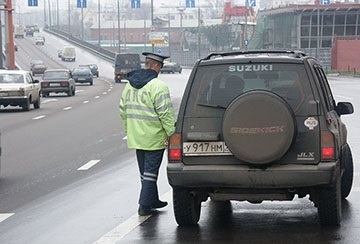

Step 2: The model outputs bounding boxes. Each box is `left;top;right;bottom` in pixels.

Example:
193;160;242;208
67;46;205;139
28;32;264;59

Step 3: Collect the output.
83;100;90;104
63;107;72;111
0;213;14;223
76;90;84;93
77;160;101;171
122;136;127;140
33;115;46;120
93;191;172;244
95;96;100;99
103;92;107;95
42;98;58;104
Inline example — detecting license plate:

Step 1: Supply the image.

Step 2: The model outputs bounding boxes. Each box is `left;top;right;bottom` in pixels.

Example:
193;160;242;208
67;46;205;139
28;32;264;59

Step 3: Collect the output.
183;142;232;156
78;78;85;80
49;83;60;87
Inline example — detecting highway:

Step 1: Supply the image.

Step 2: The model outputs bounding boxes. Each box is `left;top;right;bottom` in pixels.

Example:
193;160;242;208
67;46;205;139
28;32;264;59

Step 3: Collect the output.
0;31;360;244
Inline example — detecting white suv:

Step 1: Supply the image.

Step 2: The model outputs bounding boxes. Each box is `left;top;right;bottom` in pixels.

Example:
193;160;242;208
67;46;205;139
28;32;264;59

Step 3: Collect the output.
0;70;41;111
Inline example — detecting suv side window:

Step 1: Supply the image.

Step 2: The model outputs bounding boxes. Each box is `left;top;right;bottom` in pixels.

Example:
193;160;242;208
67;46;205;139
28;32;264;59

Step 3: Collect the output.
314;66;335;111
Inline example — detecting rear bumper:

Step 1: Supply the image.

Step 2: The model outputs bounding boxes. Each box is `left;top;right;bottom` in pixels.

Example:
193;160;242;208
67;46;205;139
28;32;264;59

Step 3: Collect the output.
41;87;70;93
0;96;28;105
74;78;92;83
167;162;338;189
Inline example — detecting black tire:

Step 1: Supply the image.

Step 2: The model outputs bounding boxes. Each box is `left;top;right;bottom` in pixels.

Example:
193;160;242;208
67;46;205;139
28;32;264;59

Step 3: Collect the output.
341;144;353;199
317;168;342;226
222;91;296;164
22;98;30;111
33;96;40;109
173;188;201;226
90;82;93;86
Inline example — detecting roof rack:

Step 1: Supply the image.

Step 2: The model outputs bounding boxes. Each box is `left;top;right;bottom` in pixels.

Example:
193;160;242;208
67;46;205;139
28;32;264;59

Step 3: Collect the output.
203;50;307;60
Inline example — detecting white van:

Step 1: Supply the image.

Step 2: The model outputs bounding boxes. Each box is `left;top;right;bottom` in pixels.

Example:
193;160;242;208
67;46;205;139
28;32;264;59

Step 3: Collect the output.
61;47;76;62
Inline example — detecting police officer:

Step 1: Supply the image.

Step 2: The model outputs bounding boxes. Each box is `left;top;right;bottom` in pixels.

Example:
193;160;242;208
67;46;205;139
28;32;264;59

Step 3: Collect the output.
119;52;176;216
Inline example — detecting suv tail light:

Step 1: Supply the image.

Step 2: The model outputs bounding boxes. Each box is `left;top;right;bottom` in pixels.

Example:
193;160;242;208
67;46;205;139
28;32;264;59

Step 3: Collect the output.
61;82;69;86
168;133;182;162
321;131;336;161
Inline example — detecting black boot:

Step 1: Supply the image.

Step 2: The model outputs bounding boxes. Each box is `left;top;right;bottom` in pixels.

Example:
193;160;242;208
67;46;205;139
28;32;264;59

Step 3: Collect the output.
138;205;157;216
152;200;168;209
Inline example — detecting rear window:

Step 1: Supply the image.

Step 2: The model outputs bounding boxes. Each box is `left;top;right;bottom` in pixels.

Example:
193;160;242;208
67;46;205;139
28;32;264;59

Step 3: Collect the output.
0;74;24;84
115;54;141;68
43;71;69;79
186;63;314;116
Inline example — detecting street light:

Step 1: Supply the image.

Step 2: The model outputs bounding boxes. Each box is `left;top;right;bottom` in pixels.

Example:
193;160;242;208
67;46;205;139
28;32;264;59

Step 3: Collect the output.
117;0;120;53
98;0;100;47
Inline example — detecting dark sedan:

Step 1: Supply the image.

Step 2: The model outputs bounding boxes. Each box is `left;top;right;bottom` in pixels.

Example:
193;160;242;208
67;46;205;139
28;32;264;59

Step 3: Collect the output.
72;67;94;85
79;64;99;77
161;62;182;74
41;69;76;97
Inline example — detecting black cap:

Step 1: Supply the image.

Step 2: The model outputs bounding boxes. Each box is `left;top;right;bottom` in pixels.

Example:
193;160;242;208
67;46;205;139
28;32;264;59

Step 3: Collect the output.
142;52;170;64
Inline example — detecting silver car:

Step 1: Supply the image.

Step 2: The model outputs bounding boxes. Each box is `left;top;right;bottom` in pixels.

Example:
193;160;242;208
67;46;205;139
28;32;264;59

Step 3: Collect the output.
0;70;41;111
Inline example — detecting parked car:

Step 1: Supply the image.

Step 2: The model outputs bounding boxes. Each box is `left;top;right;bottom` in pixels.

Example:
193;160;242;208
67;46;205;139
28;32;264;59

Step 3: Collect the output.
31;63;47;76
79;64;99;77
0;70;41;111
35;36;45;45
41;69;76;97
167;50;354;227
71;67;94;85
161;62;182;74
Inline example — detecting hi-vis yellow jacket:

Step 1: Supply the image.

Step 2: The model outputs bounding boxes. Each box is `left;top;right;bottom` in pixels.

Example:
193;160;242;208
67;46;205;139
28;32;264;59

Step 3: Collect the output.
119;69;175;150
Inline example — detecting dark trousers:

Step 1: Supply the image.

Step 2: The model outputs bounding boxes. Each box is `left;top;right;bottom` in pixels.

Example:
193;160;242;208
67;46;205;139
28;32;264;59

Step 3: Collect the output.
136;149;165;206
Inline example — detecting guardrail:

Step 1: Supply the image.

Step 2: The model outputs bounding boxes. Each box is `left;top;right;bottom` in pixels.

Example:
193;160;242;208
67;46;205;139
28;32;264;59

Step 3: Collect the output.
44;28;116;63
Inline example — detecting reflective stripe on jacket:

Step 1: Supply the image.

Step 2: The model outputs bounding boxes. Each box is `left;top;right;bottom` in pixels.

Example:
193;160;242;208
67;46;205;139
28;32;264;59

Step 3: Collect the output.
119;77;175;150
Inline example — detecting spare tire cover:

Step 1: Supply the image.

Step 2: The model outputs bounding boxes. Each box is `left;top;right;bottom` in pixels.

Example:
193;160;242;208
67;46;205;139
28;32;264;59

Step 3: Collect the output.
222;90;296;164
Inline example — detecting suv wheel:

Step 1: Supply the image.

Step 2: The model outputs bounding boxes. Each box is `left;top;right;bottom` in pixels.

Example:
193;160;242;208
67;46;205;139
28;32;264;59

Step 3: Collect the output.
173;188;201;226
341;144;353;199
222;91;296;164
317;168;342;226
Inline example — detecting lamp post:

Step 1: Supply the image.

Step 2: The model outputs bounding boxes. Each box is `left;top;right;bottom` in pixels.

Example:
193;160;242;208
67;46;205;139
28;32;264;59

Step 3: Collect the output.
68;0;71;36
198;1;201;59
56;0;59;28
177;7;184;51
98;0;100;47
117;0;121;53
151;0;154;52
316;0;320;60
81;2;84;40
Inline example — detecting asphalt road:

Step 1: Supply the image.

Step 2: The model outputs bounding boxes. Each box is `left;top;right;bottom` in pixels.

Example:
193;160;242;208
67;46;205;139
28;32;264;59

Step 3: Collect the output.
0;32;359;244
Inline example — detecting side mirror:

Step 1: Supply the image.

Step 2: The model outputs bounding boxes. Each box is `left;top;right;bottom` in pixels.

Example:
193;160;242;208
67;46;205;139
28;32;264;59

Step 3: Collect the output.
34;79;40;84
336;102;354;116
